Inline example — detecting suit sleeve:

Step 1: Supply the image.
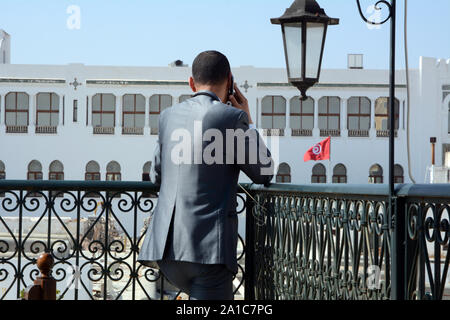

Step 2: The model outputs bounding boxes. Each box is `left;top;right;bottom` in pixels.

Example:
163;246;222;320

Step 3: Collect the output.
150;111;166;186
235;111;274;186
150;138;161;186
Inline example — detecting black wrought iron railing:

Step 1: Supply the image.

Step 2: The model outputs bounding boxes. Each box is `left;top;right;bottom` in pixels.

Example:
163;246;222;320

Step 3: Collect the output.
243;183;450;300
0;180;247;300
0;180;449;300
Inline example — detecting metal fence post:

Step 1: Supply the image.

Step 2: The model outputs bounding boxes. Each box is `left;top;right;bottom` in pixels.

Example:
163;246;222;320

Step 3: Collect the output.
391;195;406;300
244;190;256;300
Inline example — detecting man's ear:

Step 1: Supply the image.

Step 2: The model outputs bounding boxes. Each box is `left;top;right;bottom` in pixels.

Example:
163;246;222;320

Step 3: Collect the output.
189;77;197;93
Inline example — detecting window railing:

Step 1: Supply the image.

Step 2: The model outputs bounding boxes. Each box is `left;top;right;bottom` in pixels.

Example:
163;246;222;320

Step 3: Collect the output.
263;129;285;137
348;129;369;137
320;129;341;137
93;127;115;135
36;126;57;134
377;130;398;138
1;180;448;300
6;126;28;134
122;127;144;135
291;129;313;137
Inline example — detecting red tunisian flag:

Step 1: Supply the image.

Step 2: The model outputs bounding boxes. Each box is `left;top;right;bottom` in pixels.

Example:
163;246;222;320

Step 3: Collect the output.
303;137;331;162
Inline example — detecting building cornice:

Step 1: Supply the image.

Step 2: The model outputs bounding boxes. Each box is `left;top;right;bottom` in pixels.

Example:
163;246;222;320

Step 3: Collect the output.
86;79;189;86
0;78;66;84
257;82;407;89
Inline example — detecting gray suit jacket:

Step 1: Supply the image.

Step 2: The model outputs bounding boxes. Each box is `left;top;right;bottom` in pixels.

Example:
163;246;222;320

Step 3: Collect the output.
137;92;273;274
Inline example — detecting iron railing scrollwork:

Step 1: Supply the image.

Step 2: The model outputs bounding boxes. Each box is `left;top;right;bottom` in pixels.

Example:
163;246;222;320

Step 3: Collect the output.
0;181;449;300
243;183;450;300
0;180;247;300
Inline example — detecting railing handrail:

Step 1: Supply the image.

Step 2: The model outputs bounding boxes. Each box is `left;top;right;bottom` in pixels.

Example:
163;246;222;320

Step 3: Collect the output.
2;180;450;200
242;182;450;201
0;180;159;192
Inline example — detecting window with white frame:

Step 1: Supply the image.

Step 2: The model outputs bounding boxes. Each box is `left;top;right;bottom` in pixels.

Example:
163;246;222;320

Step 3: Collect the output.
347;97;371;131
290;96;314;131
149;94;172;134
318;97;340;131
92;94;116;128
36;93;59;127
106;161;121;181
5;92;29;127
49;160;64;180
261;96;286;129
312;164;326;183
276;163;291;183
27;160;43;180
369;164;383;184
375;97;399;131
123;94;145;129
85;161;100;181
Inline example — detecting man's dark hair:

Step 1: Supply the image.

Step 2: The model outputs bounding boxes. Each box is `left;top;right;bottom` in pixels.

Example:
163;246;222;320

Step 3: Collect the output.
192;51;231;85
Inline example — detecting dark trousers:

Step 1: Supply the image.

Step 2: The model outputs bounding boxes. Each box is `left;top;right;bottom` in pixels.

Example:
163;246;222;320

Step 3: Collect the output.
157;259;234;300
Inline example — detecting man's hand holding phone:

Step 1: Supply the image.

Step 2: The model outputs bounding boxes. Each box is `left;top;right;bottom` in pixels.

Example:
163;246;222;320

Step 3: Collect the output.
229;83;253;125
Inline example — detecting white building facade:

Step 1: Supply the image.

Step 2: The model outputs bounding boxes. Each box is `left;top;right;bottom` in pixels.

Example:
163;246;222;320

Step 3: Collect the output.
0;47;449;185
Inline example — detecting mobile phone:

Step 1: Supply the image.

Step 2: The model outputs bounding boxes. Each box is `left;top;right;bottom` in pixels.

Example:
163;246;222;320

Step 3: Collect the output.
227;75;234;106
229;75;234;97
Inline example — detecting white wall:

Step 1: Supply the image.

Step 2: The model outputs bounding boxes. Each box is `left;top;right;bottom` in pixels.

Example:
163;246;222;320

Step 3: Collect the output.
0;58;448;185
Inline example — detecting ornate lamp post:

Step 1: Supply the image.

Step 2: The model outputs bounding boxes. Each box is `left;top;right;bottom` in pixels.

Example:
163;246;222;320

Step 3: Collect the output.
271;0;339;100
272;0;403;300
356;0;402;300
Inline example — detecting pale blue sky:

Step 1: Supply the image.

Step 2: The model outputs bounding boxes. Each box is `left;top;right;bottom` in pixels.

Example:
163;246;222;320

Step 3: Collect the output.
1;0;449;69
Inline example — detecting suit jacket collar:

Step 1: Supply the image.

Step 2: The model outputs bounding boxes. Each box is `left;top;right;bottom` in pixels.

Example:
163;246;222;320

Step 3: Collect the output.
193;90;222;103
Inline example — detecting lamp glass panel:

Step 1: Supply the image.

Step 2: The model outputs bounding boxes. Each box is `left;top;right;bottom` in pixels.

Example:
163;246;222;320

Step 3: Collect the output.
305;22;325;78
283;23;303;79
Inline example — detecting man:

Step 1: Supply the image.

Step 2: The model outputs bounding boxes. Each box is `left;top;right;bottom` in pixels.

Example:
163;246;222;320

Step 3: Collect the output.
138;50;273;300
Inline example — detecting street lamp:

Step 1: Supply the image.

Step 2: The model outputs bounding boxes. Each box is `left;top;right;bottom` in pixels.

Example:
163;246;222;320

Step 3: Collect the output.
271;0;339;100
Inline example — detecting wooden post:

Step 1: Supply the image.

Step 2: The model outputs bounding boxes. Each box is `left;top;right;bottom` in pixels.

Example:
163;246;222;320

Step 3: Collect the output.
24;253;56;300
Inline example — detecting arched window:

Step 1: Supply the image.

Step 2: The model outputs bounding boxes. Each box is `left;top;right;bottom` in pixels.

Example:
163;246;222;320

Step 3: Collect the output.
318;97;340;136
179;95;192;103
261;96;286;130
0;161;5;180
312;164;326;184
394;164;404;183
36;93;59;130
347;97;371;136
375;97;399;132
28;160;43;180
92;93;116;130
142;161;152;181
122;94;145;134
106;161;121;181
85;161;100;181
49;160;64;180
290;96;314;136
149;94;172;135
5;92;29;133
369;164;383;184
332;164;347;184
276;163;291;183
